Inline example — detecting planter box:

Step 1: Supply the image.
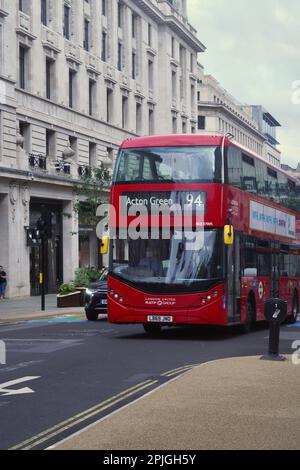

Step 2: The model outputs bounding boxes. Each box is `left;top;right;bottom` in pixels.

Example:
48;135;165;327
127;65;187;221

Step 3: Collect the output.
57;291;82;308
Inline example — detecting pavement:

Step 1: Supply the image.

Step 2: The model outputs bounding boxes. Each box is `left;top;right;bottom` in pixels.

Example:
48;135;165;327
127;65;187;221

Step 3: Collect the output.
0;294;84;323
53;355;300;451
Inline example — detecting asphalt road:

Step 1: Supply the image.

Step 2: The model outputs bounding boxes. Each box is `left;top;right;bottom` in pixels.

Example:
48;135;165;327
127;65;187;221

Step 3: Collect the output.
0;315;299;450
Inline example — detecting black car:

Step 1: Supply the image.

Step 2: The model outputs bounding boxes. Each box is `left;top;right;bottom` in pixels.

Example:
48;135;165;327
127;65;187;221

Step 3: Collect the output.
84;269;108;321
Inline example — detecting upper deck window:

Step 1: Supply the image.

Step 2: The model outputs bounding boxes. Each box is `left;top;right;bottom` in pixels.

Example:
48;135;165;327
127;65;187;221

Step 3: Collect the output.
114;146;222;184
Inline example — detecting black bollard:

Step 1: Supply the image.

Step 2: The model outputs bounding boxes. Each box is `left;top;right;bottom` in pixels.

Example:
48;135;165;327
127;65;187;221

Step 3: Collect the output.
261;298;287;362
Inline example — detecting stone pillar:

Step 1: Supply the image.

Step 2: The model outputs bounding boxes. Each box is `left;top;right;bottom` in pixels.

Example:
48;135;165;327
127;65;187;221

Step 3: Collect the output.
62;198;79;283
3;183;31;298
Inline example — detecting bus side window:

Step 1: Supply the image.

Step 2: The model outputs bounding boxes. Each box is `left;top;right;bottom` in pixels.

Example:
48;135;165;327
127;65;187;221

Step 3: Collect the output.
227;145;242;188
242;154;257;194
243;237;257;277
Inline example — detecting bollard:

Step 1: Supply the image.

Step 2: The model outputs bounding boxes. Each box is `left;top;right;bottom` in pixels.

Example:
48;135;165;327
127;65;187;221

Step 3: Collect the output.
261;298;287;362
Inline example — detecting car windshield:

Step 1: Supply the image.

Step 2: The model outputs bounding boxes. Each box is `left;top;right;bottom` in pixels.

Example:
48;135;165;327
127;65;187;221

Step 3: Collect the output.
111;230;224;294
114;146;222;184
99;269;108;281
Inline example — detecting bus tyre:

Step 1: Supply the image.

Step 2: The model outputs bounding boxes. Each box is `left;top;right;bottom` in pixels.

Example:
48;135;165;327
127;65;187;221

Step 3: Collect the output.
287;293;298;324
143;323;162;335
242;298;256;334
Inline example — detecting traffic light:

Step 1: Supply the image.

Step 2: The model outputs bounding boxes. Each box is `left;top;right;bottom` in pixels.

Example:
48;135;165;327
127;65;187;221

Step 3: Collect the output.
36;209;52;240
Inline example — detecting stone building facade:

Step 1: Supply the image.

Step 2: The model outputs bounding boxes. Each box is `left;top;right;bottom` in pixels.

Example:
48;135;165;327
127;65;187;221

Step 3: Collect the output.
196;64;282;166
0;0;205;297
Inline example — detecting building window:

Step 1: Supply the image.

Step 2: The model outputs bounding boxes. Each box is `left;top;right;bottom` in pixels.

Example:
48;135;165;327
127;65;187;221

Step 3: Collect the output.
171;70;177;99
122;95;128;129
190;53;194;73
19;0;29;12
101;32;107;62
63;4;70;39
102;0;106;16
171;37;175;58
132;14;137;38
46;58;54;100
132;51;136;79
148;59;153;89
148;24;152;47
117;42;122;71
19;45;28;90
19;121;31;153
69;70;76;108
172;116;177;134
89;142;97;167
89;80;96;116
69;135;78;160
106;88;113;123
191;126;196;134
149;108;154;135
182;121;187;134
191;84;195;109
136;102;142;134
84;19;90;51
41;0;47;26
46;129;56;158
198;115;206;130
118;2;123;28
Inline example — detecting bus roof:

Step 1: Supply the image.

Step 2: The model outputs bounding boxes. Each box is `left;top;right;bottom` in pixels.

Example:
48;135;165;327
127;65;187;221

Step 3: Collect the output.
120;134;224;149
120;134;299;185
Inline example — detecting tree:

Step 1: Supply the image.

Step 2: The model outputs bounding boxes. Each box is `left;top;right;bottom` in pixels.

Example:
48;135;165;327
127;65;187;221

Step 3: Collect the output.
73;163;112;227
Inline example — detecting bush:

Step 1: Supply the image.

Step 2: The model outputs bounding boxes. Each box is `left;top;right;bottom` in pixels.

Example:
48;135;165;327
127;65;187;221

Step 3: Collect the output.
73;267;101;288
58;283;76;295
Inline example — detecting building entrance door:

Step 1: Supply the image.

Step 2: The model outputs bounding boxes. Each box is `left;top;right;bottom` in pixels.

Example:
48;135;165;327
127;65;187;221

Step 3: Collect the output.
29;200;63;296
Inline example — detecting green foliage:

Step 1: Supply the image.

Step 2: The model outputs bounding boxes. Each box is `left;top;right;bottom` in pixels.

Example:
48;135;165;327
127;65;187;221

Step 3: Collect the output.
73;267;101;288
58;283;76;295
281;197;300;213
74;163;112;227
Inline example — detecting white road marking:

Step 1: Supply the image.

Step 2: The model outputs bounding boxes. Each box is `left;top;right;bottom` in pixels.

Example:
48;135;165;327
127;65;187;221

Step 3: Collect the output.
0;376;40;396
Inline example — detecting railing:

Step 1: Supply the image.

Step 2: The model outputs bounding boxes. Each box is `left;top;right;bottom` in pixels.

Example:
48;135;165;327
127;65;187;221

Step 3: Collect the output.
78;165;92;177
54;159;71;175
28;154;47;171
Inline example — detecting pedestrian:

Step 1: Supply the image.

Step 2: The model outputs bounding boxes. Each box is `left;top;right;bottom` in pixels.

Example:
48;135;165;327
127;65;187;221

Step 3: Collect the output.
0;266;7;300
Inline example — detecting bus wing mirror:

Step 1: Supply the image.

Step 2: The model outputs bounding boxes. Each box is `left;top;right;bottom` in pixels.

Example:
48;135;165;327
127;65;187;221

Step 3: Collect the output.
101;235;110;255
224;225;234;245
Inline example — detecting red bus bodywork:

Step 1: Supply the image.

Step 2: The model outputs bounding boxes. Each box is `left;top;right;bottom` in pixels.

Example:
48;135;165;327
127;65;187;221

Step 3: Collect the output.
108;135;300;328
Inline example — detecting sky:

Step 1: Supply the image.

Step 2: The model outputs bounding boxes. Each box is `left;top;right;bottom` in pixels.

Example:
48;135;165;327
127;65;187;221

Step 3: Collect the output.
187;0;300;167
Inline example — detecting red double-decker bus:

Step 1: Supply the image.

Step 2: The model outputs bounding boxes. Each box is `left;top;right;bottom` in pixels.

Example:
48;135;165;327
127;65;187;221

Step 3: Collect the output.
106;134;300;333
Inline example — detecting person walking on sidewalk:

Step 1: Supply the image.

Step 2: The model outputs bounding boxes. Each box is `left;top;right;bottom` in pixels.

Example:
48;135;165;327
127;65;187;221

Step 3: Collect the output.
0;266;7;300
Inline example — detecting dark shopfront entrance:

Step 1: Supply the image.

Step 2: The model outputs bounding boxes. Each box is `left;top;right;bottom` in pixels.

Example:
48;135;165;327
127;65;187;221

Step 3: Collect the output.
30;199;63;296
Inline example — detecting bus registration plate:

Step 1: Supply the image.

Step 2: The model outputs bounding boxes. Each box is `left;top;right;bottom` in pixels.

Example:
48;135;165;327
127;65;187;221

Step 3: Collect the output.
147;315;173;323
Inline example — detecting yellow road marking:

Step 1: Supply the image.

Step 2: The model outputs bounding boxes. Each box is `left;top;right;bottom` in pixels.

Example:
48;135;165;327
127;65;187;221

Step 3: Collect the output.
10;379;155;450
161;364;200;377
165;366;196;377
21;381;159;450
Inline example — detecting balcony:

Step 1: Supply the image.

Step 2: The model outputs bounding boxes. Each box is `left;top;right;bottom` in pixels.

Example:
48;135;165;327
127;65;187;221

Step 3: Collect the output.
16;11;36;44
28;154;47;171
42;26;61;55
0;0;8;18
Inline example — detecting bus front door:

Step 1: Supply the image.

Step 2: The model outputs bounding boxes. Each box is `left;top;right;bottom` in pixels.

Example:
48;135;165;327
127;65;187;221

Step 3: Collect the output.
271;241;280;298
227;233;241;323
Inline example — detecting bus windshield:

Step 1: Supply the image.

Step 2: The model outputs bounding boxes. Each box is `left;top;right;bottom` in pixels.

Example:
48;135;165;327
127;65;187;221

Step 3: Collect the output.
111;230;224;294
114;146;222;184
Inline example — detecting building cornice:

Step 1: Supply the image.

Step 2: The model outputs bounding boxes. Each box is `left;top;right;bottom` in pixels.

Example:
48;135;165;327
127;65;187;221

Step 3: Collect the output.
134;0;205;53
199;102;266;142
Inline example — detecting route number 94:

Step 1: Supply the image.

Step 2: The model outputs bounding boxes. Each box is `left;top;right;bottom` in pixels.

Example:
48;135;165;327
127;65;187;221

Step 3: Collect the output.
185;193;205;207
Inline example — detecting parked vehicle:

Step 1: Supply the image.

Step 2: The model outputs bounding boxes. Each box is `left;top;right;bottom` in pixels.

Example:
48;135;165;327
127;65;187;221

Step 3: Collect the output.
84;268;108;321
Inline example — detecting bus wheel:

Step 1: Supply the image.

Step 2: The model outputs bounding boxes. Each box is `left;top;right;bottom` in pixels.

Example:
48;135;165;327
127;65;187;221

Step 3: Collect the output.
287;293;299;324
143;323;162;335
241;298;256;334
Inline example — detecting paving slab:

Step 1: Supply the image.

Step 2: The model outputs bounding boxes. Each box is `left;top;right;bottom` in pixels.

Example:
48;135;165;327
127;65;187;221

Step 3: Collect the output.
53;356;300;451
